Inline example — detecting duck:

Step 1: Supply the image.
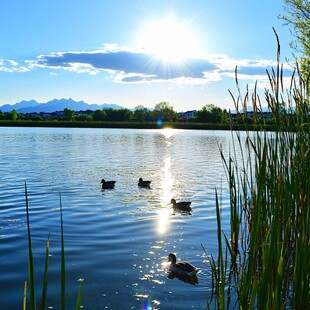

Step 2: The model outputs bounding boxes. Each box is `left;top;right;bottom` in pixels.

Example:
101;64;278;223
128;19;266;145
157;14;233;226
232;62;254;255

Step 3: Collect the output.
167;270;199;285
170;199;192;212
138;178;151;188
101;179;116;189
167;253;200;276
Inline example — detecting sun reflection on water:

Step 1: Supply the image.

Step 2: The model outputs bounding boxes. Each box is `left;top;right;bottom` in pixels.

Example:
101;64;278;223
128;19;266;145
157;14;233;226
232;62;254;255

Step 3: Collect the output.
160;127;178;138
162;157;173;203
156;207;171;235
156;128;176;235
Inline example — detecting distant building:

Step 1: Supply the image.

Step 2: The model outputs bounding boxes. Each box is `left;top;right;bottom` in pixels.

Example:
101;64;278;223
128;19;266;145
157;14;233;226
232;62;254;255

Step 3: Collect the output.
178;110;196;121
231;109;272;119
75;109;93;116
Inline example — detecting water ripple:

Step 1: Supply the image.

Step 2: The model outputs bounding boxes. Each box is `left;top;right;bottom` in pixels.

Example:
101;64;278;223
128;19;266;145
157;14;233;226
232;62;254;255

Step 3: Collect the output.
0;127;238;309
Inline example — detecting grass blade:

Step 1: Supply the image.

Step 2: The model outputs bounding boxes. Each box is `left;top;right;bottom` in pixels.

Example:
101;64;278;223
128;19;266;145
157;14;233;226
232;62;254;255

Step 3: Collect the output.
23;280;27;310
40;234;50;310
25;182;36;310
59;193;66;310
76;279;84;310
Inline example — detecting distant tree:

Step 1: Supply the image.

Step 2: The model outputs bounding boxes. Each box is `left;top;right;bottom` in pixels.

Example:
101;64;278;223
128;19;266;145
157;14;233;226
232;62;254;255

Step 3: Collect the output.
116;108;133;121
195;106;210;122
133;105;150;121
220;109;230;124
280;0;310;83
92;109;107;121
194;104;222;123
105;108;133;121
20;113;43;121
152;101;176;121
8;109;18;121
75;114;92;121
62;108;75;121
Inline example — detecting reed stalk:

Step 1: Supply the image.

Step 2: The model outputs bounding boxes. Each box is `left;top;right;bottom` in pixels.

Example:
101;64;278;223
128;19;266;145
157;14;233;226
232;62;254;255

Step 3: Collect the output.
40;235;50;310
208;32;310;309
59;194;66;310
23;280;27;310
24;186;83;309
25;182;36;310
76;279;84;310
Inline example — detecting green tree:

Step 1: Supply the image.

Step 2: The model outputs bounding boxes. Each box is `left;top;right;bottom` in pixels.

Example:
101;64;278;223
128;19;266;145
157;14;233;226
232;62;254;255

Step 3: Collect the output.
194;104;222;123
152;101;176;121
280;0;310;83
21;113;43;121
105;108;133;121
9;109;18;121
75;114;92;121
62;108;75;121
133;105;150;121
220;109;230;124
92;109;107;121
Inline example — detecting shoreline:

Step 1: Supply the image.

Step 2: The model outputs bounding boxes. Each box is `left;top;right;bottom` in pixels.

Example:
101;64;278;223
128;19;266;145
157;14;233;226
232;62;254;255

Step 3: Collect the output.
0;120;275;131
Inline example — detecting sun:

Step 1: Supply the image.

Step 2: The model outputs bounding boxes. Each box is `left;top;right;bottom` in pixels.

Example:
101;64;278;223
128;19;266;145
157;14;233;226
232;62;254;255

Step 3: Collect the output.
139;18;199;62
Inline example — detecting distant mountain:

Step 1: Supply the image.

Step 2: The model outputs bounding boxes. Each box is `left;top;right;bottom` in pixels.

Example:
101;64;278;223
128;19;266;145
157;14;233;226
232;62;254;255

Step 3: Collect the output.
0;98;124;113
0;99;39;112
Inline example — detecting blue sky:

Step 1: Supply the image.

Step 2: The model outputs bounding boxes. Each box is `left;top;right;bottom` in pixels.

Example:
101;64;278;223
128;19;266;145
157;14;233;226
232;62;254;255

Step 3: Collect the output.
0;0;295;111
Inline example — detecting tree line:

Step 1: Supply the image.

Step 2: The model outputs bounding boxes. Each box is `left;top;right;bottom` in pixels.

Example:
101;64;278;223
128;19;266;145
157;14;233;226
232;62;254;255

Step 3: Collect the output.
0;101;232;124
1;100;307;126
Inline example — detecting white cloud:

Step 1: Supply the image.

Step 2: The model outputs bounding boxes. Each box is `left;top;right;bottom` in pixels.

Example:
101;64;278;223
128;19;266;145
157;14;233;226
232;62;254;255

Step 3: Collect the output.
8;45;295;86
0;59;29;72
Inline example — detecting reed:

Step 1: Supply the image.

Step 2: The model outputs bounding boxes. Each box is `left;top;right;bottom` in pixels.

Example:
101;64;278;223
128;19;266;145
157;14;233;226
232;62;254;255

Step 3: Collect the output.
207;32;310;309
25;183;36;309
24;184;83;309
59;194;66;310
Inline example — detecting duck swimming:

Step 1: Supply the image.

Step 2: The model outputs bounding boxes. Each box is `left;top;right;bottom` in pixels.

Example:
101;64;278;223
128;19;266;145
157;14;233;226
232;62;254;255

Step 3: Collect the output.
101;179;116;189
138;178;151;188
170;199;192;212
168;253;200;276
167;270;199;285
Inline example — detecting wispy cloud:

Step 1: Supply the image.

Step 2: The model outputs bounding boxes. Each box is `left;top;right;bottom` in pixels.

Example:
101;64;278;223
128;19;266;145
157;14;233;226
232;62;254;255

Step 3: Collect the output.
0;59;29;73
11;44;295;86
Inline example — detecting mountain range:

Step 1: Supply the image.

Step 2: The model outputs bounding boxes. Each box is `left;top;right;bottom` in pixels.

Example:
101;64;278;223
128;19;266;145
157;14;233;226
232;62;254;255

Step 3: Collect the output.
0;98;124;113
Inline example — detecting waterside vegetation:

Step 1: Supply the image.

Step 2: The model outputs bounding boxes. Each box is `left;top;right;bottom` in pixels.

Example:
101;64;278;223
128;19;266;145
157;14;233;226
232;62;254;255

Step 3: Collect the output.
1;98;308;131
1;99;307;131
205;34;310;309
0;119;275;131
24;183;83;310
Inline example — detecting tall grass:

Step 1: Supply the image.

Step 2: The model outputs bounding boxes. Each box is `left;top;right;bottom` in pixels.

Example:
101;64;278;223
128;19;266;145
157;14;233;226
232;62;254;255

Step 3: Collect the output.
24;184;83;309
207;32;310;309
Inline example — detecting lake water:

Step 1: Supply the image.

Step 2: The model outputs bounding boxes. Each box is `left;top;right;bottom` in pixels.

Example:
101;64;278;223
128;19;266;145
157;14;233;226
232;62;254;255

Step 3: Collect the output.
0;127;235;309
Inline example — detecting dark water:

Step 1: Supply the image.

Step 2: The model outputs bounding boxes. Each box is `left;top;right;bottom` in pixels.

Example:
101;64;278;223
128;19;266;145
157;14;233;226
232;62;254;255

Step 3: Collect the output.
0;127;234;309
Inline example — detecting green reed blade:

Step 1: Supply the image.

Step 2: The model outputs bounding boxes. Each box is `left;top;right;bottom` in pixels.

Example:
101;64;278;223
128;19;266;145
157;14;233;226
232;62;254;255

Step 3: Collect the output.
249;277;258;309
40;234;50;310
23;280;27;310
59;193;66;310
212;33;310;309
76;279;83;310
25;182;36;310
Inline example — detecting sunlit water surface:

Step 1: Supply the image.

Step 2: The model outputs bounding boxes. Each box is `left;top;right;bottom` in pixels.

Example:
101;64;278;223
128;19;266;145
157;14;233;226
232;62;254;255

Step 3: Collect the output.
0;127;238;309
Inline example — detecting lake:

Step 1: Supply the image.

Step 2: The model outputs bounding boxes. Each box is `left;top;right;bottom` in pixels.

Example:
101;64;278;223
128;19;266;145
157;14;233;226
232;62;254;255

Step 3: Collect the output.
0;127;235;309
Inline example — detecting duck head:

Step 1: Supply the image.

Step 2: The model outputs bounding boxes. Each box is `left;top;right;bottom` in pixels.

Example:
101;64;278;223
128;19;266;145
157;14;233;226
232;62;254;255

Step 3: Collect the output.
101;179;106;183
168;253;177;264
170;199;176;205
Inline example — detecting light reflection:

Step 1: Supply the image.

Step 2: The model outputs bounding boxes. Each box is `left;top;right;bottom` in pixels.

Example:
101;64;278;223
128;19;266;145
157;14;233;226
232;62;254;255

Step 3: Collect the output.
160;127;178;138
157;208;171;235
162;157;173;203
156;156;174;235
155;128;177;235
